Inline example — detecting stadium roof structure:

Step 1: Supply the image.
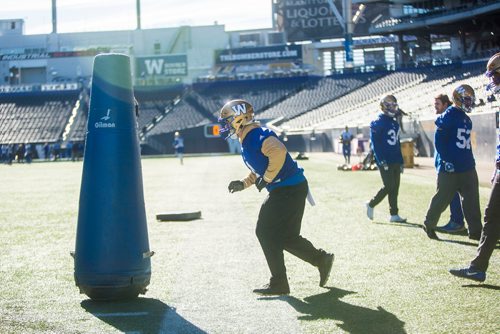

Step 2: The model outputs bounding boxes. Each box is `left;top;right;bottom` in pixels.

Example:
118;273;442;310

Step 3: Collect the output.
353;0;500;36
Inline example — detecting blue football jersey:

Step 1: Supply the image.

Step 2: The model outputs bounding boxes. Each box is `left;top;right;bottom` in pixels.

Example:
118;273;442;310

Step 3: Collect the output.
370;113;404;166
241;127;305;191
434;106;475;173
497;130;500;166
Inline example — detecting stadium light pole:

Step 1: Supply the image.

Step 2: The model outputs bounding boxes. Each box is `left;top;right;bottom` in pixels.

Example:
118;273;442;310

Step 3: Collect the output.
51;0;57;34
136;0;142;30
326;0;354;69
343;0;354;69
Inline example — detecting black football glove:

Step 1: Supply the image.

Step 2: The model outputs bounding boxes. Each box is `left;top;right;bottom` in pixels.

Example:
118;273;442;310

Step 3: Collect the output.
228;180;244;193
255;177;268;192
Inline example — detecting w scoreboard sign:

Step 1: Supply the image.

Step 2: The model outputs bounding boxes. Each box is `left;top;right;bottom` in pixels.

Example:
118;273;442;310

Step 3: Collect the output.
135;54;188;77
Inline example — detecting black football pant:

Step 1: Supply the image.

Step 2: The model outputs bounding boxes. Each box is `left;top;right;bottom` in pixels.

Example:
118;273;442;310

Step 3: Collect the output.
471;169;500;271
256;180;322;281
369;163;401;216
424;169;483;238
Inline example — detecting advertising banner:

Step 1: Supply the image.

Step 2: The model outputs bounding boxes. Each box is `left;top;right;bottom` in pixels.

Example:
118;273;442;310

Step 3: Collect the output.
215;45;302;64
275;0;389;42
135;54;188;77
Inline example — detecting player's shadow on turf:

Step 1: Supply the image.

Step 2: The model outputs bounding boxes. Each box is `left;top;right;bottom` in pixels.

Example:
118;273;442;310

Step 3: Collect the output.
284;287;407;334
373;221;422;228
462;284;500;290
440;239;478;247
81;297;207;334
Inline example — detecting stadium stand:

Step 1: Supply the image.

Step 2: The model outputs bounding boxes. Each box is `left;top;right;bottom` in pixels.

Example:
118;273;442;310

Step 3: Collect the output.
0;93;78;144
256;73;382;122
191;76;311;118
276;62;494;131
147;100;211;136
309;61;491;130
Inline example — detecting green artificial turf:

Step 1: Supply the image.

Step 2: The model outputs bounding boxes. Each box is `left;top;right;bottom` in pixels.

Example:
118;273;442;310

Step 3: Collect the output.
0;154;498;333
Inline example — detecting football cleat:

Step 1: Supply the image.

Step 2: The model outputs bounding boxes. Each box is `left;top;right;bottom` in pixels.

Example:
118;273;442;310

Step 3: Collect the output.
253;277;290;295
438;221;466;234
449;266;486;282
366;202;374;220
390;215;407;223
318;252;334;287
423;225;439;240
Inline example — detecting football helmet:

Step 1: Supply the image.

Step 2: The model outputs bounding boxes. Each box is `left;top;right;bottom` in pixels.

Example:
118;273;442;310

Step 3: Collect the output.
380;95;398;117
218;99;255;139
452;84;475;113
485;52;500;94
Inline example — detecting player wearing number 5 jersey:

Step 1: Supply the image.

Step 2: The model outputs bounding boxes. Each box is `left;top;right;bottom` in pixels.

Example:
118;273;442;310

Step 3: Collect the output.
423;84;483;241
366;95;407;223
450;52;500;282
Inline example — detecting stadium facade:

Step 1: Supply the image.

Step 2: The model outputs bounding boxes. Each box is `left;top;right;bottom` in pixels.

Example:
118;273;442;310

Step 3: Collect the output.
0;0;498;161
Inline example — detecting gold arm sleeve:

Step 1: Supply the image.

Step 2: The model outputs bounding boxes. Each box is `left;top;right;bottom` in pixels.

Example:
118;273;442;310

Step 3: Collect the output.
261;136;286;183
242;172;257;189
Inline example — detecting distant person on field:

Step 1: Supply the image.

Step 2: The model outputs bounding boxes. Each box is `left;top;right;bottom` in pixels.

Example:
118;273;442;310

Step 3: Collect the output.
340;126;354;164
422;84;483;241
172;131;184;165
450;52;500;282
366;95;407;223
219;99;334;296
43;142;49;160
433;94;465;234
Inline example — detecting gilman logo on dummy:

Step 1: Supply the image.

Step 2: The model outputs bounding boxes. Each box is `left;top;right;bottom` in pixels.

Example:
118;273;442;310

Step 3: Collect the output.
231;103;247;116
95;109;116;128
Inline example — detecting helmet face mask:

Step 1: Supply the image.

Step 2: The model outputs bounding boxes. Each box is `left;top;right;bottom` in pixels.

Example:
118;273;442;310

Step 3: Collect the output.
380;95;398;117
452;84;475;113
218;99;254;140
485;52;500;94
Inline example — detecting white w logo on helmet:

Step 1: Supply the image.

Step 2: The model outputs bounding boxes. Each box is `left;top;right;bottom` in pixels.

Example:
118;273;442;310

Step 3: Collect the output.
231;103;247;116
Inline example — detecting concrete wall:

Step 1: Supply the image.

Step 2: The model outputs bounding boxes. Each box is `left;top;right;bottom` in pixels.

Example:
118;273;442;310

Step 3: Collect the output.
0;25;228;85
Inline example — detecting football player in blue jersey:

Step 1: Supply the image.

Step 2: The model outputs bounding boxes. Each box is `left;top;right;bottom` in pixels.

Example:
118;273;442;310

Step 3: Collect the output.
219;99;334;295
340;126;354;164
450;52;500;282
366;95;407;223
433;94;465;234
423;84;483;241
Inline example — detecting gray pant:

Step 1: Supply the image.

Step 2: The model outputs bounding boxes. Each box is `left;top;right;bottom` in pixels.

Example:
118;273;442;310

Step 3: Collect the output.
424;169;483;238
369;163;401;216
471;169;500;271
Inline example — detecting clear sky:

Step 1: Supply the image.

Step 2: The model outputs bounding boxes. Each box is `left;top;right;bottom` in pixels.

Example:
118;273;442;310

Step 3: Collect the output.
1;0;273;34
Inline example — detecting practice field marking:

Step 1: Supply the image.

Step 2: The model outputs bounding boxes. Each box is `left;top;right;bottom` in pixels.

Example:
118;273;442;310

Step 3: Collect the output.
93;312;149;317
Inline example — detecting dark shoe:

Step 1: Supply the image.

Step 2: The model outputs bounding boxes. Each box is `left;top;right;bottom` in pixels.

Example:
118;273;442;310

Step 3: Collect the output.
438;221;466;234
468;233;481;241
449;266;486;282
318;252;335;287
253;277;290;296
423;225;439;240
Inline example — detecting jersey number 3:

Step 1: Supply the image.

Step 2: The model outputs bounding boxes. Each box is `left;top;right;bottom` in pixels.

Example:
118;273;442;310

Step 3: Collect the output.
387;129;398;146
456;128;471;149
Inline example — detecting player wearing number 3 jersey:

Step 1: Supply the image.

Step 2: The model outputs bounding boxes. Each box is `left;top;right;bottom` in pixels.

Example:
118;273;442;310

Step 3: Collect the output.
366;95;406;223
423;84;483;241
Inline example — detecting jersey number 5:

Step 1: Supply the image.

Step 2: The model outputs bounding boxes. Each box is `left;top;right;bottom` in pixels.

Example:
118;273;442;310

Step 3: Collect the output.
456;128;471;149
